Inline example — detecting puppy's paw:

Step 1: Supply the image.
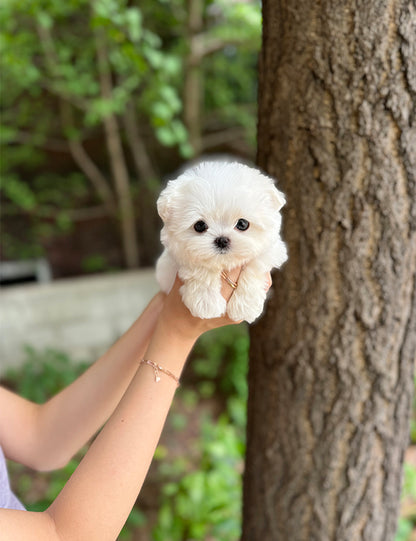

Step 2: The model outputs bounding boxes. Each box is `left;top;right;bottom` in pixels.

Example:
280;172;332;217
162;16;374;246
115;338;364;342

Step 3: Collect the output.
227;286;266;323
181;284;226;319
156;251;177;293
227;295;264;323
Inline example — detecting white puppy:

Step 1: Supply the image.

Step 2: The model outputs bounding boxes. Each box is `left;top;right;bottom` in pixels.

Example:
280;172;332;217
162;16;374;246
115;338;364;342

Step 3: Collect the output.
156;160;288;323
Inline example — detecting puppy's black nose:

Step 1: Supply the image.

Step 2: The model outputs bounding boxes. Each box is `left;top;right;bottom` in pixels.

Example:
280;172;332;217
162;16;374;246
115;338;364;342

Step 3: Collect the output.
214;236;230;250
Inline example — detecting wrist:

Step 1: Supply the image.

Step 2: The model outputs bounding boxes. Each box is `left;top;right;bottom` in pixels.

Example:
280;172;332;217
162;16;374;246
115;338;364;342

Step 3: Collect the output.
157;313;199;347
158;306;204;343
142;316;197;382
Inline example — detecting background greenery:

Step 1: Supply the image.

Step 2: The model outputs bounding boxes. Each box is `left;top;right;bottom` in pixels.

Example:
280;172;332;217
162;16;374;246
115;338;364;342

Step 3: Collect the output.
0;0;261;270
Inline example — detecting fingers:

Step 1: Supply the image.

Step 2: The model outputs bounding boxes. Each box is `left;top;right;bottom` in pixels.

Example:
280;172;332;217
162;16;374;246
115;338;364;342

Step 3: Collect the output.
169;269;242;302
220;267;242;301
221;270;272;297
163;270;272;331
265;273;272;292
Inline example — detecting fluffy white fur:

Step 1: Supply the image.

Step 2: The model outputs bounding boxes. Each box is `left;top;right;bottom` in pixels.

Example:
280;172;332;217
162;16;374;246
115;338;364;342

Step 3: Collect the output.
156;160;288;323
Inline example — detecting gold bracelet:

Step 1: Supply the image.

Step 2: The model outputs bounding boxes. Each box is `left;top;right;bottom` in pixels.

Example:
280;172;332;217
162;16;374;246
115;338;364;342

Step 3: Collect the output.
140;359;180;387
221;270;238;289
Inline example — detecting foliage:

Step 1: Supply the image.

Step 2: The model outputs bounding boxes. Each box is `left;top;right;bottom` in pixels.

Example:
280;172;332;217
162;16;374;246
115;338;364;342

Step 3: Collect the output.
0;0;186;149
153;416;244;541
203;0;261;141
0;0;261;263
5;346;89;404
192;324;249;431
81;253;113;273
0;0;185;264
152;325;249;540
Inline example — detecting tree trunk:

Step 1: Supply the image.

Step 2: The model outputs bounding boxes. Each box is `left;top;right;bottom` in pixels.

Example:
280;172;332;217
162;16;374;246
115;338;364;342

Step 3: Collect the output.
243;1;416;541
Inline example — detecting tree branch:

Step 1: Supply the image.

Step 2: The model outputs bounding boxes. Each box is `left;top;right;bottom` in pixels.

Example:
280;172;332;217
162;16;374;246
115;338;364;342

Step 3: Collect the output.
188;34;248;66
201;127;247;150
36;24;88;111
36;21;115;210
93;22;139;267
10;131;69;152
68;139;116;209
1;203;112;221
122;102;158;182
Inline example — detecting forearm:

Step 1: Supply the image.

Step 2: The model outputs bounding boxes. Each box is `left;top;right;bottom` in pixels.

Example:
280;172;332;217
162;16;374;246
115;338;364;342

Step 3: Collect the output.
32;294;164;470
47;319;195;541
1;318;195;541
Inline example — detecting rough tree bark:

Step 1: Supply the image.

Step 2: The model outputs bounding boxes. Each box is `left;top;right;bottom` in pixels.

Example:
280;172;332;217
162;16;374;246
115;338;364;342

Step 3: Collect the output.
243;2;416;541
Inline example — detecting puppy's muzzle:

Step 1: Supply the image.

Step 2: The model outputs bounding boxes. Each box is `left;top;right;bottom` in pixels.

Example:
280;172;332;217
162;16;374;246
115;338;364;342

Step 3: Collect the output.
214;236;231;251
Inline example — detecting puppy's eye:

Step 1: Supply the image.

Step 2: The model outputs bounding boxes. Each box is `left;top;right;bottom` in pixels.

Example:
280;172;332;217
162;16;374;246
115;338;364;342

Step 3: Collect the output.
235;218;250;231
194;220;208;233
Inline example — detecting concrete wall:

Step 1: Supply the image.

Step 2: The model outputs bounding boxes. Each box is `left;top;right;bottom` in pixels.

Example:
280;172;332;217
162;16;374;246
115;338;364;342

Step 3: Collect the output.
0;270;159;375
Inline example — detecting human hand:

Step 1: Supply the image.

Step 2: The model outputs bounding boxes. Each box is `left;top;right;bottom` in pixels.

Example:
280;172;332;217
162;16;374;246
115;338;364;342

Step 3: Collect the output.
158;268;272;342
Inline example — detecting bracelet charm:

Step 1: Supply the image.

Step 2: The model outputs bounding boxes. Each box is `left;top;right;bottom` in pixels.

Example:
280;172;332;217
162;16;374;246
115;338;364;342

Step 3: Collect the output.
140;359;180;387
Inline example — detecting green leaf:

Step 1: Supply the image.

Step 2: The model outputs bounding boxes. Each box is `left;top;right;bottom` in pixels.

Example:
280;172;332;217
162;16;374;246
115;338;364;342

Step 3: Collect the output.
155;126;176;146
125;7;142;42
37;11;53;29
56;211;73;232
2;177;37;210
152;101;173;121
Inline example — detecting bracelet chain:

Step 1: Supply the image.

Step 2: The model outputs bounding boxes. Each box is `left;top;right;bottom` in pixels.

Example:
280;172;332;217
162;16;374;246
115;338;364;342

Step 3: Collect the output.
140;359;180;387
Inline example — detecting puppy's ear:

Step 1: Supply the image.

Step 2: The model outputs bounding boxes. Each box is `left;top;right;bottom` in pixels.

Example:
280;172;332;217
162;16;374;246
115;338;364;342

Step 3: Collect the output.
271;186;286;212
256;168;286;212
157;181;176;223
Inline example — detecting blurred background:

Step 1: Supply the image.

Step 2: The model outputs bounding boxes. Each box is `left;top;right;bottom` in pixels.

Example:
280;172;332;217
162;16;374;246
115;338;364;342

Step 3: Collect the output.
0;1;415;540
1;0;260;278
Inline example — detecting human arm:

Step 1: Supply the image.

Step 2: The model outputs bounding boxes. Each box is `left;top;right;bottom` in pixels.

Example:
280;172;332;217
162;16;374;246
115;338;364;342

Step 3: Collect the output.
0;292;164;471
0;270;242;541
